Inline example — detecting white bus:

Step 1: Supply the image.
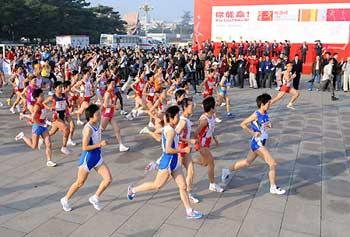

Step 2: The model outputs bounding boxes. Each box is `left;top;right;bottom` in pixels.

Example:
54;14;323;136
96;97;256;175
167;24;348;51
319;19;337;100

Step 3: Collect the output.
100;34;157;50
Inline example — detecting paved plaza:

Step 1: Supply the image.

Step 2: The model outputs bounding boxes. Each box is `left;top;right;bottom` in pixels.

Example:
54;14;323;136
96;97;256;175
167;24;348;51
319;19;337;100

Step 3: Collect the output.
0;79;349;237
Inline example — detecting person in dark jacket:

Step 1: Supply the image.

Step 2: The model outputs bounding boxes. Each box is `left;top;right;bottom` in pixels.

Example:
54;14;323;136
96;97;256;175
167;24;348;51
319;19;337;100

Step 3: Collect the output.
315;41;323;57
291;54;303;90
300;42;308;64
332;53;343;91
308;55;322;91
262;56;273;88
237;55;246;88
257;56;264;88
229;56;238;87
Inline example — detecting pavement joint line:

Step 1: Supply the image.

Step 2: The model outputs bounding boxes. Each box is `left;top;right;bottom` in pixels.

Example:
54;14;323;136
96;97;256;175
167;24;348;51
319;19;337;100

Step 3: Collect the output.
277;93;307;237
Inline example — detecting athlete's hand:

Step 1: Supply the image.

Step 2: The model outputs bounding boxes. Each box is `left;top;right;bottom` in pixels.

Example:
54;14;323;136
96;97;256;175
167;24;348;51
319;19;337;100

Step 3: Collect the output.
99;140;107;147
190;139;196;145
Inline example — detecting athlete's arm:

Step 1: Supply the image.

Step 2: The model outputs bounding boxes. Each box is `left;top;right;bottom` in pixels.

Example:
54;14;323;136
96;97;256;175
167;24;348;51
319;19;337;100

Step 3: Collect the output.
103;92;111;109
32;104;41;124
149;98;160;113
195;118;208;141
165;127;189;154
240;112;259;137
42;96;53;110
175;119;186;135
81;126;107;151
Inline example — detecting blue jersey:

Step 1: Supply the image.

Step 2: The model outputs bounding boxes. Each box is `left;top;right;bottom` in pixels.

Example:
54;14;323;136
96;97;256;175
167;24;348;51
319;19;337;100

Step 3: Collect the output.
158;125;179;171
250;110;270;151
79;123;103;172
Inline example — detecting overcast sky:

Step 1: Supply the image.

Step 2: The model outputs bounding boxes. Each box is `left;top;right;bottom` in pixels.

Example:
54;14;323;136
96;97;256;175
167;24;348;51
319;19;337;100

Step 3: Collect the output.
89;0;194;22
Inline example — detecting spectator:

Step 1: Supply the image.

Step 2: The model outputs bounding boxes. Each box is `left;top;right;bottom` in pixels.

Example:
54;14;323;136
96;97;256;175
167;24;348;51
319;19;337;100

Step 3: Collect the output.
292;54;303;90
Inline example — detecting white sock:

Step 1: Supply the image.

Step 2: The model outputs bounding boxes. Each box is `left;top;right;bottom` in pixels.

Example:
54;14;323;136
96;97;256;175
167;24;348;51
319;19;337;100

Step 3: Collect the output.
270;185;277;189
93;194;99;201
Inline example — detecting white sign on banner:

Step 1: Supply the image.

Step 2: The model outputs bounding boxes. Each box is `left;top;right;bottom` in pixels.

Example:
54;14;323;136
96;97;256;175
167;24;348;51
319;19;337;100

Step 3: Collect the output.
211;3;350;43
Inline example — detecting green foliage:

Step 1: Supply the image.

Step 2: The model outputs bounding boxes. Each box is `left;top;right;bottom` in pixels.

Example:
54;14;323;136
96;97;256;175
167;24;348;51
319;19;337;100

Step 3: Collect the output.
0;0;126;43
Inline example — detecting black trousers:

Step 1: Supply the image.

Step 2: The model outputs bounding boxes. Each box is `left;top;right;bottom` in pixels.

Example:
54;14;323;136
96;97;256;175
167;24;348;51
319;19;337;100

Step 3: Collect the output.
238;72;245;88
293;73;301;90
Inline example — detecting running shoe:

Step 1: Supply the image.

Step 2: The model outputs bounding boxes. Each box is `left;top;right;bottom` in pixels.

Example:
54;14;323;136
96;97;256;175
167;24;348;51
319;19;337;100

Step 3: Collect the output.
67;139;77;147
15;132;24;141
77;120;84;126
10;107;15;114
19;112;24;120
127;185;135;201
188;193;200;204
148;121;155;129
60;197;72;212
119;144;129;152
220;102;226;107
209;183;224;193
61;147;71;155
89;195;102;211
0;101;3;107
144;160;159;174
186;209;203;219
215;117;222;123
221;168;231;184
227;112;234;118
139;127;150;134
16;105;21;113
126;113;134;121
46;160;57;167
6;98;11;106
120;110;128;115
270;186;286;195
286;103;296;110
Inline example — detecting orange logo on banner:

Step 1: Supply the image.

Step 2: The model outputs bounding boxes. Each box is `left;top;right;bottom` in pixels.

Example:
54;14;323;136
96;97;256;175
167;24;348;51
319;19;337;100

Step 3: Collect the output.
299;9;318;21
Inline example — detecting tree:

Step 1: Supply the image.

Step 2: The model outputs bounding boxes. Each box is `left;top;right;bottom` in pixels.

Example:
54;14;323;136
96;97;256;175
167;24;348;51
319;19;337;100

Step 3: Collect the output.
180;11;193;26
0;0;126;43
174;11;193;35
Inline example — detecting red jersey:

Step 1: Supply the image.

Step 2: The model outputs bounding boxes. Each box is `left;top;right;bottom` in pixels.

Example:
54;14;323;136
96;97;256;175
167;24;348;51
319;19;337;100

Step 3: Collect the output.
34;102;47;125
203;76;216;98
197;114;215;149
102;90;116;118
135;78;145;97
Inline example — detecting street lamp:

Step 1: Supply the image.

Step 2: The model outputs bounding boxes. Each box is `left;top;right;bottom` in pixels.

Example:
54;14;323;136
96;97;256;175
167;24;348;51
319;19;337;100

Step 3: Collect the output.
139;2;153;34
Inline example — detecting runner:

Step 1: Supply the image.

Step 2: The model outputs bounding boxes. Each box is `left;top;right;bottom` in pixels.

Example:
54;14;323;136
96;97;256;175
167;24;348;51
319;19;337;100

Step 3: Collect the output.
193;96;224;193
216;71;233;117
9;66;26;114
222;93;286;195
270;63;300;110
60;104;112;211
73;68;95;125
15;88;57;167
43;81;76;155
127;105;203;219
100;79;129;152
176;98;199;203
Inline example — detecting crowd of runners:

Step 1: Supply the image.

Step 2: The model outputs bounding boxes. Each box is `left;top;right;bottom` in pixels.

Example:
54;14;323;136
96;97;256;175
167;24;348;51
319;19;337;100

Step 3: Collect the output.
0;41;344;219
